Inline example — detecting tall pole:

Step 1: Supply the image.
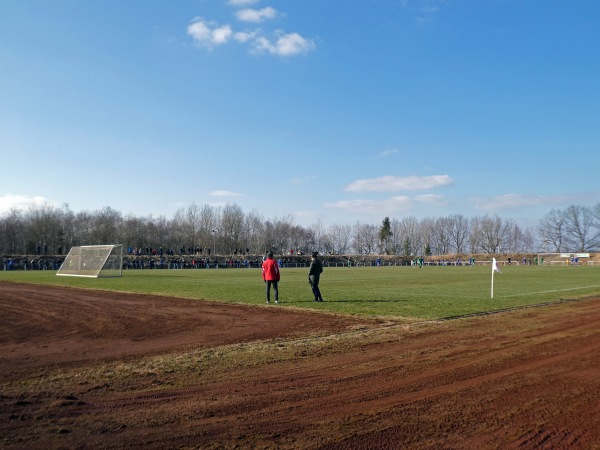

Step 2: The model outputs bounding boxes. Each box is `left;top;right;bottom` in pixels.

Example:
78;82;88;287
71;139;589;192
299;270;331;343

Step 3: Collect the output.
212;229;218;256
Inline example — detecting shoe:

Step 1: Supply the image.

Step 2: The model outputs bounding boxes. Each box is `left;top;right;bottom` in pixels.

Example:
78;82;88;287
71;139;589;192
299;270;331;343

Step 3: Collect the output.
266;300;270;304
275;300;279;304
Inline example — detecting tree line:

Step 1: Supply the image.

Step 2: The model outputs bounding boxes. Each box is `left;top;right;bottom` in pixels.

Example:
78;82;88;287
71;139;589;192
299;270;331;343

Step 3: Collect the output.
1;201;599;257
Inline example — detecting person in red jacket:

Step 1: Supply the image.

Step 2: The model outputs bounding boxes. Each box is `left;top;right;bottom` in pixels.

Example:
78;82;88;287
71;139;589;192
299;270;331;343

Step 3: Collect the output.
262;251;280;304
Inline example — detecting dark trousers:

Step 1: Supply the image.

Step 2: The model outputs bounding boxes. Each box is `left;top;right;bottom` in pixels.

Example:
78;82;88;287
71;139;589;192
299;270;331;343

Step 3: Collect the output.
310;281;322;301
266;280;278;301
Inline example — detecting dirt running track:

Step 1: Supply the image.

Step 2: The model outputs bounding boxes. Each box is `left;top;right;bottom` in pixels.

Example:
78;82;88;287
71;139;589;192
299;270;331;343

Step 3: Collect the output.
0;281;599;449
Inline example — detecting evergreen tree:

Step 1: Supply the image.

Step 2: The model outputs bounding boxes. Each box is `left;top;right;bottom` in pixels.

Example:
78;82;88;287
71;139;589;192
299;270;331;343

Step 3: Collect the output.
379;217;393;254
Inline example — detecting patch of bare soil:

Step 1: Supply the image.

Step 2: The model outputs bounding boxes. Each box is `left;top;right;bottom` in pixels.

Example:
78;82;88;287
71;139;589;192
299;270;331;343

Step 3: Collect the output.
0;281;599;449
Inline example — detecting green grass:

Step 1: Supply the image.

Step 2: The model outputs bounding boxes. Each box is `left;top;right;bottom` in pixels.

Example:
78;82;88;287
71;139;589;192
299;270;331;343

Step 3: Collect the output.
2;265;599;320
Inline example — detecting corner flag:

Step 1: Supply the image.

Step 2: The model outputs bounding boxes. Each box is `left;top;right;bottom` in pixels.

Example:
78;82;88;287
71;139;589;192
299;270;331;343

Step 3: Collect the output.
492;257;502;273
491;257;501;298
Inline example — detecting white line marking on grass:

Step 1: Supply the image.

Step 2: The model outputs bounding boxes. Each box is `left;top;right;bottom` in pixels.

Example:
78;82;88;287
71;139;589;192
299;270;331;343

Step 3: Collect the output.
502;285;600;298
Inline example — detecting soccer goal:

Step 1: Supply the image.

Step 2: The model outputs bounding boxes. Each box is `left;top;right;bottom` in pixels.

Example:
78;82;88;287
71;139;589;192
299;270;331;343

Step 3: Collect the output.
536;252;589;266
535;252;562;266
57;244;123;278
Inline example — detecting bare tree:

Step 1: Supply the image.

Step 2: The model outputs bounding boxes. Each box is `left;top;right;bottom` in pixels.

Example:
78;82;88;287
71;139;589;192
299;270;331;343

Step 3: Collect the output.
171;208;188;251
416;217;433;256
563;205;598;252
91;206;123;245
0;209;26;254
538;209;566;252
120;214;147;250
352;222;378;255
220;203;245;254
58;204;76;251
199;204;218;253
270;215;296;255
310;220;327;254
593;202;600;222
476;214;509;254
468;217;482;253
291;225;315;255
244;209;266;255
25;203;64;253
5;197;600;260
503;218;524;253
447;214;470;254
148;215;173;251
327;224;353;254
430;216;452;255
71;210;94;245
186;203;202;250
521;227;536;253
397;216;423;256
592;202;600;251
388;218;403;255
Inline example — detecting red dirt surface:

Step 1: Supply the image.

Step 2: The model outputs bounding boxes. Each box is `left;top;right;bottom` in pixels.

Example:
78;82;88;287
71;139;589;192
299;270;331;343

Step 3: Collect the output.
1;281;599;449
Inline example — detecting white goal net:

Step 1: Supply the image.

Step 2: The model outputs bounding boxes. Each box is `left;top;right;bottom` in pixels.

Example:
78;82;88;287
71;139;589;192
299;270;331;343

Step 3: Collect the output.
57;244;123;278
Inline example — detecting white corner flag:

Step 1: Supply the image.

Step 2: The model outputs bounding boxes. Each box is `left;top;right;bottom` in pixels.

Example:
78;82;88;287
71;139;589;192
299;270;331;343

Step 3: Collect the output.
491;257;501;298
492;257;502;274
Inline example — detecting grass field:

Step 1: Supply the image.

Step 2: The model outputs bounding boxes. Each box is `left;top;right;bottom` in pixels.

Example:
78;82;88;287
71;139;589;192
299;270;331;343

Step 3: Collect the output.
3;264;599;320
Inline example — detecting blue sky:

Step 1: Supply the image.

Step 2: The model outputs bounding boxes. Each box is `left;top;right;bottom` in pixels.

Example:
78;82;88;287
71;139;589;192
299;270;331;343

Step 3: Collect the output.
1;0;598;227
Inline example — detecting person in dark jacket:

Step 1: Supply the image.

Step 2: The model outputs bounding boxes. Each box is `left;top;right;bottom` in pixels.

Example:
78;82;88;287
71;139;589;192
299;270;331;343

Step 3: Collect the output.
262;251;280;304
308;251;324;302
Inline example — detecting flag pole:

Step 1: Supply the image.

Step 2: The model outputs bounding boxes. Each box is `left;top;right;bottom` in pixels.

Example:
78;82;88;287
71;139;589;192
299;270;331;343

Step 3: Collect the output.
491;257;501;298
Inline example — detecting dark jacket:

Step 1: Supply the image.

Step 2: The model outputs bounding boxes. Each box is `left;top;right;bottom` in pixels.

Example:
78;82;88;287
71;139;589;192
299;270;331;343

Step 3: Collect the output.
308;257;323;284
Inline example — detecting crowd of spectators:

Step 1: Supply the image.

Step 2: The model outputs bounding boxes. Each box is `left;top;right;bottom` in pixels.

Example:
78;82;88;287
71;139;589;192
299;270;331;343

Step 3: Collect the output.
122;256;287;270
4;245;557;272
3;257;63;271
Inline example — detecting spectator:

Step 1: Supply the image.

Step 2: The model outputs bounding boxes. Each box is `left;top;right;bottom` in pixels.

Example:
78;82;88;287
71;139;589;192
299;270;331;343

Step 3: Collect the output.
262;251;280;304
308;252;324;302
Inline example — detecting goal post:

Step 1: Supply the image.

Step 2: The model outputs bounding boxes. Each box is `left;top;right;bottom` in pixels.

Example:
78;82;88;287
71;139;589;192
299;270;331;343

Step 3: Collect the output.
57;244;123;278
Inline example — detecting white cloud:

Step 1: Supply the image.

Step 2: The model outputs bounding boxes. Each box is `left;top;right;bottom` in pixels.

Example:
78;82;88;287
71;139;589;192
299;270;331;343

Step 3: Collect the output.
414;194;447;205
253;32;315;56
290;175;317;185
236;7;277;23
212;25;233;44
470;193;577;211
234;30;258;43
0;194;54;215
325;196;413;215
211;190;244;197
345;175;454;193
188;6;314;57
187;19;233;47
377;149;399;158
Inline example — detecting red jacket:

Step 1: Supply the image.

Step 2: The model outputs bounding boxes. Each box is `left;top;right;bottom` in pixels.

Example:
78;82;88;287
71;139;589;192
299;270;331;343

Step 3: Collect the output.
262;258;280;281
